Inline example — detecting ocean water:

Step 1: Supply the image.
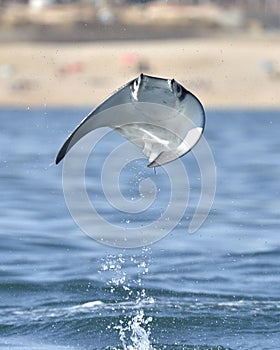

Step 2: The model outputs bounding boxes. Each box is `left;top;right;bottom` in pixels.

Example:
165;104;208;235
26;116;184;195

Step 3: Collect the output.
1;108;280;350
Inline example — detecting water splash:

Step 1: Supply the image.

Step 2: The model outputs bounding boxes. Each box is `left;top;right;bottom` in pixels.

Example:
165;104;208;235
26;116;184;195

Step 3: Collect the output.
99;254;127;293
115;310;153;350
99;247;154;350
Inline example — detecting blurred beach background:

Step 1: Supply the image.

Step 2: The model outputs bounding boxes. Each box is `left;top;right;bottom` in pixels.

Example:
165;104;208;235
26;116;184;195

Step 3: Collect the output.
0;0;280;108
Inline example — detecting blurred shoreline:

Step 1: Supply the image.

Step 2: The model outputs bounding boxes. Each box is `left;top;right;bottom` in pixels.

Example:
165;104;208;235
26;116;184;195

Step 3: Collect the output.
0;3;280;109
1;34;280;109
0;2;248;43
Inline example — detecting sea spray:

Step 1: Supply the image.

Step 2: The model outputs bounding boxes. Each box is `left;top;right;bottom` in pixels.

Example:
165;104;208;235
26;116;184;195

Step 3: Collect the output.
115;310;153;350
99;247;154;349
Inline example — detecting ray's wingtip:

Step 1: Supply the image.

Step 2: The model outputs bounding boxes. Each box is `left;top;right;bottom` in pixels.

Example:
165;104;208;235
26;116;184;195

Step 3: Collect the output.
55;139;70;165
55;151;64;165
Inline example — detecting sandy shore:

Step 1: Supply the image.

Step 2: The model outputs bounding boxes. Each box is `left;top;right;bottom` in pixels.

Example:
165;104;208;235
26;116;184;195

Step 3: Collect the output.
0;35;279;109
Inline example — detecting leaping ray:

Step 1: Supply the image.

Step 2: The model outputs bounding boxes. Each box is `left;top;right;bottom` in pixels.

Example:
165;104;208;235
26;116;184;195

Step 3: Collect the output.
56;74;205;167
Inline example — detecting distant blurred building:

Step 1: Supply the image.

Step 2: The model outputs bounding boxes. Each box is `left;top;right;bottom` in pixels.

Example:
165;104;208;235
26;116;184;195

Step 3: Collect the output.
29;0;80;5
28;0;93;8
242;0;280;29
29;0;54;8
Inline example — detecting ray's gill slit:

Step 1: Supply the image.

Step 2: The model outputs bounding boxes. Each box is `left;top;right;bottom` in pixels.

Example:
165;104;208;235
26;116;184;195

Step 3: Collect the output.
98;247;154;350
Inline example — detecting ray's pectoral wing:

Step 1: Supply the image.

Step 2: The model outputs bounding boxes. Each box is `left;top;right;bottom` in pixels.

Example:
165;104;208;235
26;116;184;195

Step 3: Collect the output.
148;93;205;167
148;126;204;167
55;83;132;164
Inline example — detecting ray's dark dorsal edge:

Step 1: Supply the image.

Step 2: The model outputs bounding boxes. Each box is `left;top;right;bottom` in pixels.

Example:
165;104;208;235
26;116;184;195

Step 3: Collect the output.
55;73;205;167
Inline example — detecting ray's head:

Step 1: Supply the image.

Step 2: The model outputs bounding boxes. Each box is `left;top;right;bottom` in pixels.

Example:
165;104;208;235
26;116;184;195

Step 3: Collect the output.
130;73;187;106
130;73;204;130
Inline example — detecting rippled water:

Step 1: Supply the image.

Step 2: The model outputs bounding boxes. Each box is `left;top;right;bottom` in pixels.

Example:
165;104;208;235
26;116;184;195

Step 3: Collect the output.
1;108;280;350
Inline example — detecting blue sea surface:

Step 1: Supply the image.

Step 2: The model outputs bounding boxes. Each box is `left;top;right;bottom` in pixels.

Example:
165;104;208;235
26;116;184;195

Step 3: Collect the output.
0;108;280;350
